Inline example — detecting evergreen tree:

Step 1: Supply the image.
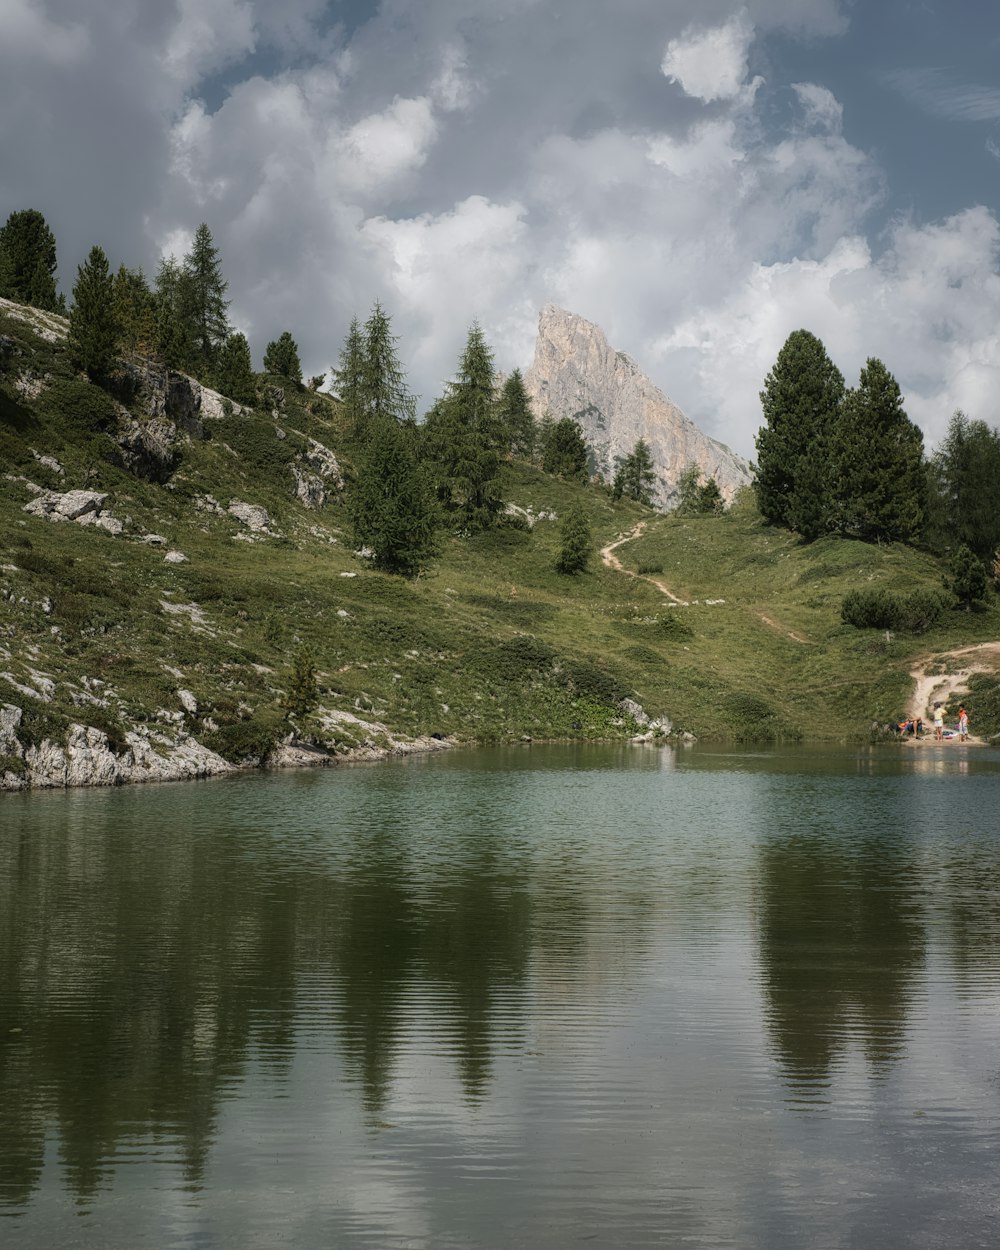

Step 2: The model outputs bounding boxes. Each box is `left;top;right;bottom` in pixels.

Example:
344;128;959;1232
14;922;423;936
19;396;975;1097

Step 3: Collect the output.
542;417;588;478
929;412;1000;561
620;438;656;505
183;223;230;378
555;502;592;574
497;367;536;460
675;461;703;514
949;544;988;610
112;264;157;357
352;417;438;575
281;650;319;722
755;329;845;538
67;245;118;381
0;209;60;311
154;255;196;370
263;330;302;383
215;332;257;405
333;316;366;441
698;477;724;514
422;322;504;530
362;301;415;429
831;357;925;544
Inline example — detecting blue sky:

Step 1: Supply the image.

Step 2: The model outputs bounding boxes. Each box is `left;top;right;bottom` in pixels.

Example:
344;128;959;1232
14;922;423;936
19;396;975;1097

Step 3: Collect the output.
2;0;999;457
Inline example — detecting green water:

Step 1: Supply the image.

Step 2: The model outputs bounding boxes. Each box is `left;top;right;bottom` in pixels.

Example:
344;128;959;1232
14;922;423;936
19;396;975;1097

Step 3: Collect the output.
2;742;999;1248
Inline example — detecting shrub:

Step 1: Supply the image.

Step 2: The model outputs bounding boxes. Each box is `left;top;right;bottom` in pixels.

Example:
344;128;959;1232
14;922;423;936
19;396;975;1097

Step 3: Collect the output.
202;719;281;765
40;377;119;432
637;561;663;575
841;586;946;633
722;692;800;743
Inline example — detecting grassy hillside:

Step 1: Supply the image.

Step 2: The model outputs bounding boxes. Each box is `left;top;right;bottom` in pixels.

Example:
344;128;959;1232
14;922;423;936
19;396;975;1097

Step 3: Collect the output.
2;297;998;779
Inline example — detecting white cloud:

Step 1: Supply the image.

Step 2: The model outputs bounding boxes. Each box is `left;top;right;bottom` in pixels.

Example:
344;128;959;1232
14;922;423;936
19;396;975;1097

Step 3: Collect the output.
661;11;755;103
338;96;439;195
791;82;843;132
163;0;257;87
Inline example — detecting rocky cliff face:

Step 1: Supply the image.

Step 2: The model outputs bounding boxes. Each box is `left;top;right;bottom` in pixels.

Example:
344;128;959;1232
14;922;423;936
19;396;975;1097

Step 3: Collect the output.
524;305;751;507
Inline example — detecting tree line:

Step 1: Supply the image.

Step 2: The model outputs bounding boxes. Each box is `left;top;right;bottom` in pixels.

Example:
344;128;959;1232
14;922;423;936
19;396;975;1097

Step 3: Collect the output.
755;328;1000;593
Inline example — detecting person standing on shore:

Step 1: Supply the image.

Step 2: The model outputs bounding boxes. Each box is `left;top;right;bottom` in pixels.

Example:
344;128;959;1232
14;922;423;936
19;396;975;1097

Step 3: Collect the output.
958;706;969;742
933;704;944;741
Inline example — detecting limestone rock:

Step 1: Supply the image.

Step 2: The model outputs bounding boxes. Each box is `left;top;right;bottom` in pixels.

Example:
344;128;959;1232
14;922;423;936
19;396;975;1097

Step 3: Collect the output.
24;488;106;520
291;465;327;509
524;305;752;508
164;550;188;563
228;500;271;532
304;438;343;485
116;415;179;482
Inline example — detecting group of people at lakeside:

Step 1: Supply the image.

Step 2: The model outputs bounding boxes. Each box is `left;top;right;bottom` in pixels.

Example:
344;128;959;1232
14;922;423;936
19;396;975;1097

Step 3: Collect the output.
897;705;970;742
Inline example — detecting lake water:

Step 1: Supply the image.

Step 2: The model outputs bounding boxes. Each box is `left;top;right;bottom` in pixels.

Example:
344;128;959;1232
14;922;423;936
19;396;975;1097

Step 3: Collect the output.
2;742;1000;1249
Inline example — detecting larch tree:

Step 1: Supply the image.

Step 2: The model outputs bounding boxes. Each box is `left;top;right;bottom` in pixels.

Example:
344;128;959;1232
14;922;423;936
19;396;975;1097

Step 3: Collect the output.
929;412;1000;561
831;357;925;544
555;502;592;575
497;367;536;460
620;439;656;505
755;329;845;539
67;245;118;382
154;255;196;371
112;264;157;357
351;417;438;575
215;332;257;405
0;208;60;311
183;223;230;378
333;316;366;441
542;417;588;479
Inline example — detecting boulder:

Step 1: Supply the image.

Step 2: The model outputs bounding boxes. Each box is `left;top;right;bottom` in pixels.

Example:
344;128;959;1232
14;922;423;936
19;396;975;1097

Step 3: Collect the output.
228;500;271;532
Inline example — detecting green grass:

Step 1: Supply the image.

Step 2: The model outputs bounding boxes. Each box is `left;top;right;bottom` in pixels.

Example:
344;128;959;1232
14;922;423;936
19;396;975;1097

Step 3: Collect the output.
2;298;999;765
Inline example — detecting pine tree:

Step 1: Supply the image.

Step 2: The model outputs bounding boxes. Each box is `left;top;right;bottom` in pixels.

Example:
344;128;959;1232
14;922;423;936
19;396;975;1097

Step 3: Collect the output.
215;332;257;405
154;255;196;370
112;264;157;357
497;367;536;459
698;477;724;514
67;245;118;381
950;544;988;610
555;501;592;574
930;412;1000;561
333;316;366;441
542;418;588;479
621;438;656;505
831;357;925;544
363;301;415;429
755;329;845;538
0;209;59;311
281;650;319;722
675;461;703;514
263;331;302;383
183;223;230;378
351;417;438;575
423;322;504;530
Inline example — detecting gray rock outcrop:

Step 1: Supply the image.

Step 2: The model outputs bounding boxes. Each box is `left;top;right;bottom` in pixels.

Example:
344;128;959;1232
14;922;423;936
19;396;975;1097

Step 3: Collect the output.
524;305;751;508
22;489;124;533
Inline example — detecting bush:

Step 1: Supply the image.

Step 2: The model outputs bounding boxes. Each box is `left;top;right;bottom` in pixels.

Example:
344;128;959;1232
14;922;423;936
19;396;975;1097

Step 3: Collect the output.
637;561;663;575
202;719;281;765
40;377;119;433
841;586;946;633
722;692;800;743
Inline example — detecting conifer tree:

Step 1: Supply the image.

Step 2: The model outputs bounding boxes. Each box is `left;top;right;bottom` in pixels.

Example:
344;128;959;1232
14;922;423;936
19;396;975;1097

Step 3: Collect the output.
67;245;118;381
755;329;845;538
351;417;438;575
497;367;536;459
281;650;319;722
0;209;60;311
675;461;703;514
422;322;504;530
215;332;257;405
112;264;157;357
333;316;366;440
620;438;656;505
831;357;925;544
698;477;724;514
183;223;230;378
263;331;302;383
556;502;592;574
363;301;415;429
154;255;196;370
542;417;588;479
950;544;988;609
929;412;1000;561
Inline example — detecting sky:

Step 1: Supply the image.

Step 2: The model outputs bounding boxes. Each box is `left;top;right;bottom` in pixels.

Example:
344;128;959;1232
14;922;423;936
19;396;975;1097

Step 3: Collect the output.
3;0;1000;459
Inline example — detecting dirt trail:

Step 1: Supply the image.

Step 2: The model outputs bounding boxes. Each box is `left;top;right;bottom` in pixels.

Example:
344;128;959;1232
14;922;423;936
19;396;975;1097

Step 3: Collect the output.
908;642;1000;730
601;522;809;641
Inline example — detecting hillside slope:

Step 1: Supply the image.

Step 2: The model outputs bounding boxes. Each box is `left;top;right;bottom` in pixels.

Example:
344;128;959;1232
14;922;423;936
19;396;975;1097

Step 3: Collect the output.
2;297;998;790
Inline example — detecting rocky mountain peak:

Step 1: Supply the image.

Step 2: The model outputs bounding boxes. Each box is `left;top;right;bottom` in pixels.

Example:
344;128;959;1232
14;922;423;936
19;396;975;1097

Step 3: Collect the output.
524;304;751;507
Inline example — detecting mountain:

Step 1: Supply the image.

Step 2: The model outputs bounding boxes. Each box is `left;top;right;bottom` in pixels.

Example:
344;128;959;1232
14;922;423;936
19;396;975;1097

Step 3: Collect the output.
523;305;752;506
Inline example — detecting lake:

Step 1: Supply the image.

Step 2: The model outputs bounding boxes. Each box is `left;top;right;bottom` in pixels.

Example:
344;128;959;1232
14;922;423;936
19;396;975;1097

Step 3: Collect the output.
2;742;999;1248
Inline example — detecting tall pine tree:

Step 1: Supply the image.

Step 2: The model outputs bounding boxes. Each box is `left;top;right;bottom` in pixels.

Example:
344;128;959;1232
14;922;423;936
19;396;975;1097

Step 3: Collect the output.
755;329;845;539
333;316;366;441
183;223;230;379
215;332;257;405
929;412;1000;560
542;417;588;479
68;245;118;381
831;357;925;544
0;209;60;311
497;367;536;460
154;255;196;370
263;331;302;383
351;417;438;575
112;264;157;357
555;502;592;574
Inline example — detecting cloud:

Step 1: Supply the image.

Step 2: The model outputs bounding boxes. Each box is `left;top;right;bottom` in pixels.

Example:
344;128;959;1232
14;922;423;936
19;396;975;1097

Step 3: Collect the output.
661;11;756;103
163;0;257;88
0;0;88;64
338;96;440;196
881;68;1000;124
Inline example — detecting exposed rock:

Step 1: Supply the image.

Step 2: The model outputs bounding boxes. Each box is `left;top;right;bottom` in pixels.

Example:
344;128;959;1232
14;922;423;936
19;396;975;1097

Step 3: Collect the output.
524;305;752;508
0;295;68;343
304;438;343;485
164;550;188;564
0;704;24;756
24;488;106;520
177;689;198;715
20;723;233;789
291;464;327;509
228;500;271;532
116;415;179;482
30;449;63;475
194;494;225;515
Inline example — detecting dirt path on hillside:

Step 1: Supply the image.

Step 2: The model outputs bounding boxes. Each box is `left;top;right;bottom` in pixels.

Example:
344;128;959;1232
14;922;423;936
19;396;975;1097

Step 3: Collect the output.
908;642;1000;740
601;522;810;642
